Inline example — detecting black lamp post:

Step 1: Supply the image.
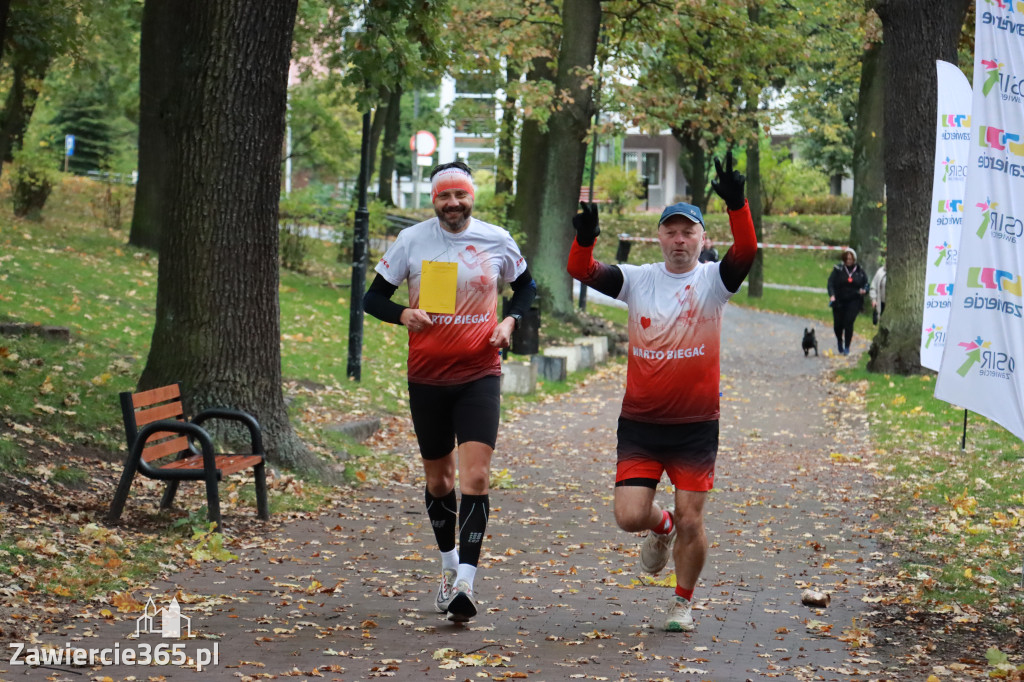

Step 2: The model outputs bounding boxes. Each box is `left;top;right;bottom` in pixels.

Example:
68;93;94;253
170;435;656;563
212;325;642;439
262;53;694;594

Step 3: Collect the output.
347;109;372;380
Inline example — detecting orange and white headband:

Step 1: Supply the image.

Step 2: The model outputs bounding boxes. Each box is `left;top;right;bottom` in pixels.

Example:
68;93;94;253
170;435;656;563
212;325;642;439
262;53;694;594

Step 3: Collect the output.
431;168;475;201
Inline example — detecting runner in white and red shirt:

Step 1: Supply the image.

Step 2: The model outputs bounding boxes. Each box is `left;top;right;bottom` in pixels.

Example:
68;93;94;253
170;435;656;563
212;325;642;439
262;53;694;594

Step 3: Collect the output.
363;161;536;624
567;152;756;632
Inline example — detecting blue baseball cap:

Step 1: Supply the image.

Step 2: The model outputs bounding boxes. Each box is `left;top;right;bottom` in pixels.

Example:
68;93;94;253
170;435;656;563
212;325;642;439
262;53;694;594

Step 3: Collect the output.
659;202;704;229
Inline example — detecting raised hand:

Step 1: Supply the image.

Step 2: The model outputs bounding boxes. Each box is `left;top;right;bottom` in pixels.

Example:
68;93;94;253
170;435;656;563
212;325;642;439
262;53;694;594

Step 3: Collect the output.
711;151;746;211
572;201;601;247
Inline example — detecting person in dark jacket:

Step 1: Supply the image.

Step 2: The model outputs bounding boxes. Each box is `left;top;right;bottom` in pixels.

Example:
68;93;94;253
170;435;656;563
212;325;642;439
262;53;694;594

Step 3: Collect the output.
827;247;869;355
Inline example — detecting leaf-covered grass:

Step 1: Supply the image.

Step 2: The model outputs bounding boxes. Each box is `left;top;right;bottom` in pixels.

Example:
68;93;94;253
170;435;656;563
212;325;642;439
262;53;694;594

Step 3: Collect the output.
837;361;1024;623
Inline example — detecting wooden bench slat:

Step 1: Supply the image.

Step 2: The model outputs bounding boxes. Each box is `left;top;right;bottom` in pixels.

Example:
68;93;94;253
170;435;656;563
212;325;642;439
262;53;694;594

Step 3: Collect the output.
141;436;190;462
132;384;181;408
161;454;263;476
134;402;184;426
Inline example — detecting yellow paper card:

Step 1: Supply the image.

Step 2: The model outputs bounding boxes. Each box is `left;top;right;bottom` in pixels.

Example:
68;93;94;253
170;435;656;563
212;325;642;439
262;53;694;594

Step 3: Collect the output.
419;261;458;314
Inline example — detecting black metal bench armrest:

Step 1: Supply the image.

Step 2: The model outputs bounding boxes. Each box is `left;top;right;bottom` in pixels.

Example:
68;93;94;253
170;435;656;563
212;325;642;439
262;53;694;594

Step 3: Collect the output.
191;408;264;455
133;420;217;480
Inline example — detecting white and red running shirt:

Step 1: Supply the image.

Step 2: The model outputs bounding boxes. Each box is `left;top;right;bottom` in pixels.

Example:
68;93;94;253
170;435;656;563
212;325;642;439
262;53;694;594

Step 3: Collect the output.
375;217;527;386
617;261;731;424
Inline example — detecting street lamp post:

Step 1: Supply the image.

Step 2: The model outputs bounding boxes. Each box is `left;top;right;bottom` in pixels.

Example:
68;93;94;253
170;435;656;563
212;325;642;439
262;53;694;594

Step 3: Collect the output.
347;109;372;381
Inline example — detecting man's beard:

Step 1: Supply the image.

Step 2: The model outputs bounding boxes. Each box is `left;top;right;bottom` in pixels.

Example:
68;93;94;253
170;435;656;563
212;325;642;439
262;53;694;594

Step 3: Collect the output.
436;205;472;232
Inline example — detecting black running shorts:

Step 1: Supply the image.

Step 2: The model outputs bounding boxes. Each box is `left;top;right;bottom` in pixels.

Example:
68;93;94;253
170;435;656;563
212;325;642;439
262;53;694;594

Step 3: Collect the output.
615;417;719;491
408;375;501;460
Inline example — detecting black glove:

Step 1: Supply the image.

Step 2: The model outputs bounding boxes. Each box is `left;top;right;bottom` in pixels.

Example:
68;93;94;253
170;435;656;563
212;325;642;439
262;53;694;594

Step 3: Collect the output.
572;201;600;247
711;151;746;211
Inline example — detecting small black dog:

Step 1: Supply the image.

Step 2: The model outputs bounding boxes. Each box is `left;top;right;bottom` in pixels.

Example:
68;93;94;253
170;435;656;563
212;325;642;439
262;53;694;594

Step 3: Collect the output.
802;328;818;356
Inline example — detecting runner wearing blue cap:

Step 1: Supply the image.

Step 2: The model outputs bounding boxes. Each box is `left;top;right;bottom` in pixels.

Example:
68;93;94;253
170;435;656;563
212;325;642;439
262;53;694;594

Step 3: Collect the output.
567;152;757;631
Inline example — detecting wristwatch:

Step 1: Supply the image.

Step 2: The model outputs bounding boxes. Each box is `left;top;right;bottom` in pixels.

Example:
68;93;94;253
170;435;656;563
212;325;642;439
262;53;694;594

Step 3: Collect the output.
509;313;522;330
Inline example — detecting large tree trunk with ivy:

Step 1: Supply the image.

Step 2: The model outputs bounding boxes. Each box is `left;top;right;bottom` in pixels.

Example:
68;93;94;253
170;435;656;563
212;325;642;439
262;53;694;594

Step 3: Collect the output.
869;0;969;375
138;0;324;476
512;0;601;317
849;36;886;293
377;84;402;207
129;1;186;252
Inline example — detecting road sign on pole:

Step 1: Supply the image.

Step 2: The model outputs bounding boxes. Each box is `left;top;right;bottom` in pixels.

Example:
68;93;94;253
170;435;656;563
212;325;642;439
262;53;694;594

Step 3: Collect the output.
64;134;75;172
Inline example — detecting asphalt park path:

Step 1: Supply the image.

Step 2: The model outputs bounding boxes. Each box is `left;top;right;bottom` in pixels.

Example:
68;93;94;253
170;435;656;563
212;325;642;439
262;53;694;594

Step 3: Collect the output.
9;307;897;681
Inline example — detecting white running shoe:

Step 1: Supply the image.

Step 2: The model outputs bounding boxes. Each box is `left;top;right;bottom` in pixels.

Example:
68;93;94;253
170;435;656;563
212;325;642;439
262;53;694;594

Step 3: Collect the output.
639;511;676;574
664;596;695;632
434;567;457;613
446;579;477;622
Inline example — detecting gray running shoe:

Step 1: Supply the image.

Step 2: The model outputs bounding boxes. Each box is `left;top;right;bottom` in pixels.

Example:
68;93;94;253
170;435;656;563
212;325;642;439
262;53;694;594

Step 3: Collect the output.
664;595;695;632
434;567;457;613
446;579;477;622
639;511;676;574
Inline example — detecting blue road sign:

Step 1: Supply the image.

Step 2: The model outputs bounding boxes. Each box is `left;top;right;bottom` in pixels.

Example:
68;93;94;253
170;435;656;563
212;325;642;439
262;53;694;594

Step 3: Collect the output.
65;134;75;156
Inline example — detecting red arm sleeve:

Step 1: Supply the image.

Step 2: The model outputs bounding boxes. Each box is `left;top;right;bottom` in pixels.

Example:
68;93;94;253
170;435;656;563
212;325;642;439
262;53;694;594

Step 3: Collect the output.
567;238;624;298
719;200;758;293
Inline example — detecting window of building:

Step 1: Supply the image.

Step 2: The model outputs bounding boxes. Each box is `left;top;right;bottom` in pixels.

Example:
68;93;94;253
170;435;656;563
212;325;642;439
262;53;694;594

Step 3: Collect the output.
623;151;661;187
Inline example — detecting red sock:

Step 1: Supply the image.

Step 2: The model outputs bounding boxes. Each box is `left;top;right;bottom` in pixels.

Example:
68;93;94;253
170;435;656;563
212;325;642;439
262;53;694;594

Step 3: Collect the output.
675;586;694;601
653;509;673;535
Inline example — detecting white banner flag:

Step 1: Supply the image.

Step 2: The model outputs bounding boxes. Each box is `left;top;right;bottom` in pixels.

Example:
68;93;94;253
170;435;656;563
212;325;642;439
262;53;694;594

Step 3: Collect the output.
934;3;1024;441
922;61;973;371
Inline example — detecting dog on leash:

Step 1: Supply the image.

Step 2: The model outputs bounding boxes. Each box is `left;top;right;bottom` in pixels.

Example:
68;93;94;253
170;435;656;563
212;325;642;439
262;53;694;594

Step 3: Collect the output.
802;328;818;356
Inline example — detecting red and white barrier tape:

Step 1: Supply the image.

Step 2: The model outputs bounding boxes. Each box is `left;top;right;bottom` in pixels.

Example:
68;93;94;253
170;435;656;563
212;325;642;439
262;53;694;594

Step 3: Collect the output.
617;235;846;251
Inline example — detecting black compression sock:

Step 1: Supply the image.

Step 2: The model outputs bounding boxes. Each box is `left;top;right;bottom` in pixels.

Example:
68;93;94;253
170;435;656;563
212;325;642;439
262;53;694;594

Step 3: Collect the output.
457;493;490;567
425;487;457;553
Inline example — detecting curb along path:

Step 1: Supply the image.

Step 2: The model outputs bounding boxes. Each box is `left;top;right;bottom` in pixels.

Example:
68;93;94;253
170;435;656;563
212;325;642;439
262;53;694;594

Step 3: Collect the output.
12;306;895;681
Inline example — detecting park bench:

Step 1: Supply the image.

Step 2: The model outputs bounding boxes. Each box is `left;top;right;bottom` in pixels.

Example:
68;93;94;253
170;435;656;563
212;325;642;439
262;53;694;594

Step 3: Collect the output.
578;187;611;204
107;382;270;529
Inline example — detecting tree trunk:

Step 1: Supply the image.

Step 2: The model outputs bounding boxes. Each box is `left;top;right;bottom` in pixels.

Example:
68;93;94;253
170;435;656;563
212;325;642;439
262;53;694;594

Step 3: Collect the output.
849;37;886;296
0;0;11;67
367;101;386;194
869;0;969;375
129;1;187;252
138;0;322;476
513;0;601;317
495;64;517;221
0;57;48;164
377;84;402;207
745;132;765;299
676;132;708;211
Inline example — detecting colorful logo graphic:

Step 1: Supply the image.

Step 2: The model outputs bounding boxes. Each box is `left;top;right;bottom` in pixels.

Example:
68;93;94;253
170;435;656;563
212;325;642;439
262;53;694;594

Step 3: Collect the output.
941;158;968;182
928;283;955;296
956;336;1016;378
975;203;1023;242
941;114;971;128
924;324;944;349
977;198;998;238
933;241;956;267
957;337;992;376
937;199;963;213
982;0;1024;14
980;126;1024;155
966;266;1023;296
982;59;1005;96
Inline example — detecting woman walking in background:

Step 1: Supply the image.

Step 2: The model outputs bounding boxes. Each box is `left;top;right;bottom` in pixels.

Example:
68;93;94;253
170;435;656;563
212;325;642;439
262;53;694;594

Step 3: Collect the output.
827;247;869;355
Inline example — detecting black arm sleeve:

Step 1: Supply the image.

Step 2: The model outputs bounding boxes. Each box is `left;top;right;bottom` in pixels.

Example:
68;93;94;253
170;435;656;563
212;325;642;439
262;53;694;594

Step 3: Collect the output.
363;273;406;325
505;267;538;318
585;262;624;299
